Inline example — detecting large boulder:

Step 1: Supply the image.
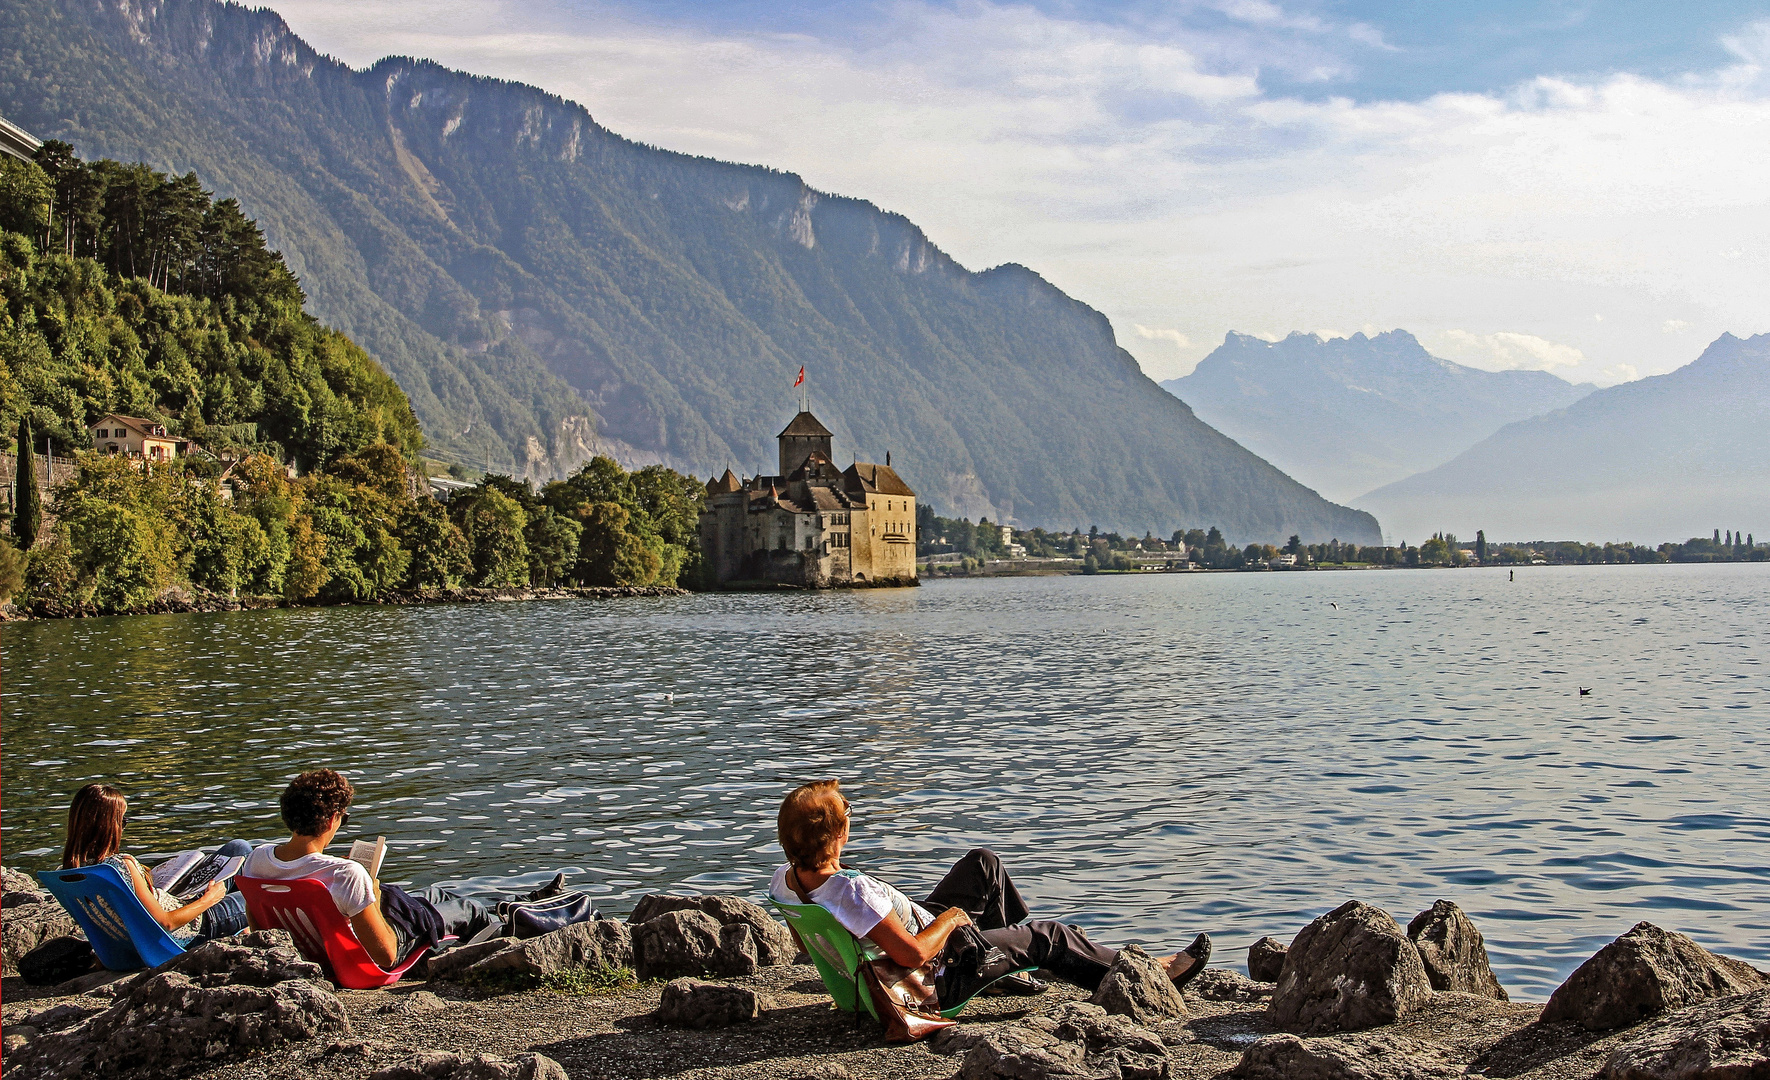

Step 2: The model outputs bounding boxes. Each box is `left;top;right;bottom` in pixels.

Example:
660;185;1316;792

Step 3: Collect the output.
959;1002;1171;1080
1;932;347;1080
628;894;797;966
1601;988;1770;1080
456;920;632;982
1089;944;1189;1024
1187;969;1272;1004
2;900;79;977
655;978;762;1028
1406;901;1507;1000
1268;901;1434;1035
1248;937;1288;983
367;1051;568;1080
1229;1032;1462;1080
632;909;769;981
18;935;98;985
1541;923;1767;1032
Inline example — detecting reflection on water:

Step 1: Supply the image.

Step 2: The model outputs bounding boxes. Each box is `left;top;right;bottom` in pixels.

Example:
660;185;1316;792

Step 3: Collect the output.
5;565;1767;998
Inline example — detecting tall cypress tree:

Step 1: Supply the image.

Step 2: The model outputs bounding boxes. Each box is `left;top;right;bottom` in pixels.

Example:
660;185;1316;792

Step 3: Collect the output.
14;418;40;550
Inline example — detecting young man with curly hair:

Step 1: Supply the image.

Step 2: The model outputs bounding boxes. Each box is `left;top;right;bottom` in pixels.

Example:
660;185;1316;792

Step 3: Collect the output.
244;769;568;967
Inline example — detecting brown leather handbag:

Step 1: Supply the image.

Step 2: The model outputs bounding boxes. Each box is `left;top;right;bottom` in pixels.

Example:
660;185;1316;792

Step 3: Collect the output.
859;955;956;1043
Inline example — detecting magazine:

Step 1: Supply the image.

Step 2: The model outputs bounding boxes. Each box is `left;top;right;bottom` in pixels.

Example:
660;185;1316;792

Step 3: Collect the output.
149;849;247;902
347;836;387;879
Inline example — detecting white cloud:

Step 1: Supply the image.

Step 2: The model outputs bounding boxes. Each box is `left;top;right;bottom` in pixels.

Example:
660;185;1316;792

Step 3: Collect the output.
266;0;1770;388
1663;319;1691;332
1435;330;1587;372
1132;324;1193;347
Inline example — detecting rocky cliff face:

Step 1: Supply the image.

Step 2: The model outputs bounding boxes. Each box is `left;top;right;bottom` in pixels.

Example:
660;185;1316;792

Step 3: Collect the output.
2;0;1379;540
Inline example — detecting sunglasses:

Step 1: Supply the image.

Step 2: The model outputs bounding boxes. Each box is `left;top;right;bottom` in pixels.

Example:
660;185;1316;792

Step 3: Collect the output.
338;812;351;830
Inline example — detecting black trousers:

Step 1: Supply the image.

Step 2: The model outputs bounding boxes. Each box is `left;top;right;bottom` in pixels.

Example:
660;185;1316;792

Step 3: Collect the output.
921;848;1120;992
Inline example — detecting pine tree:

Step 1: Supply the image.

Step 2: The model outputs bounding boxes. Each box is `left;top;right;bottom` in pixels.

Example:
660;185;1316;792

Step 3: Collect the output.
14;418;40;550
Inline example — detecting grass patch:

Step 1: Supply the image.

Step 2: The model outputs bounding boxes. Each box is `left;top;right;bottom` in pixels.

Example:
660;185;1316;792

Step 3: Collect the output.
540;964;639;995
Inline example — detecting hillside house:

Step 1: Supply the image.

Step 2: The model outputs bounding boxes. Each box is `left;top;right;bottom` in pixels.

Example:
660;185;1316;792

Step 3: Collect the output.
89;415;184;462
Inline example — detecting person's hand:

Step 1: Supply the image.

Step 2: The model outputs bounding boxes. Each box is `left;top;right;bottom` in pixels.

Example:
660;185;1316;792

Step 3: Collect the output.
202;880;227;905
945;908;973;928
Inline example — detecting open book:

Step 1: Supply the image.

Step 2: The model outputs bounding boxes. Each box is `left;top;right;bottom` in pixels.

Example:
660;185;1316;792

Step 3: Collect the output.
149;849;247;902
348;836;387;879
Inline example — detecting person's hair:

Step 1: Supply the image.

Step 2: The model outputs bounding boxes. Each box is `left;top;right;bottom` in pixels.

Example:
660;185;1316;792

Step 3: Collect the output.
778;780;848;869
62;784;127;868
280;769;355;837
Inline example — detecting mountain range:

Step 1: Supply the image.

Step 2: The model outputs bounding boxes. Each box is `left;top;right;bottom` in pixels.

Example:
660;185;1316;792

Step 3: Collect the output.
1357;333;1770;543
0;0;1379;543
1161;331;1594;505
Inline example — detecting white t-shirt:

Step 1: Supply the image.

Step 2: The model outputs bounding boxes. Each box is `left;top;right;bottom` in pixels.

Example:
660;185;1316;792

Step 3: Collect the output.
243;844;377;918
770;865;933;939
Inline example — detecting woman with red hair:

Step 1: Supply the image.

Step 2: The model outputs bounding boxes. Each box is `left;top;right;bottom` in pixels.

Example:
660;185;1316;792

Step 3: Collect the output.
61;783;252;943
771;780;1210;1009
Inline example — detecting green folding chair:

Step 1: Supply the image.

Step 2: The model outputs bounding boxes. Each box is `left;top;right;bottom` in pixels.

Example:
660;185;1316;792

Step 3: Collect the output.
771;899;1033;1020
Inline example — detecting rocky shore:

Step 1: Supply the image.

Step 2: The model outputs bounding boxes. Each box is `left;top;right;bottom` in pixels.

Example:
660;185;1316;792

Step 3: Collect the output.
0;585;689;621
4;869;1765;1080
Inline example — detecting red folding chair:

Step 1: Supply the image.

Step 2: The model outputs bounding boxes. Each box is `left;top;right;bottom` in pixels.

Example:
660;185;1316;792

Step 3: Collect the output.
236;876;434;989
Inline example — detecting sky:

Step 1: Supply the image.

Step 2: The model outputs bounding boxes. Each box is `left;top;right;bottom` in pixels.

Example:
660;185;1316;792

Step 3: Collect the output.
267;0;1770;385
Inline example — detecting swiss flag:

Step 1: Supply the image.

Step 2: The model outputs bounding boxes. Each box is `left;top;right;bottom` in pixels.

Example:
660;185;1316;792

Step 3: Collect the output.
793;366;805;388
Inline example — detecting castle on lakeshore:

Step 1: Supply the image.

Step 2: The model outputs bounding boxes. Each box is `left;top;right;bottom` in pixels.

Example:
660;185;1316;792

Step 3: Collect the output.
698;410;918;587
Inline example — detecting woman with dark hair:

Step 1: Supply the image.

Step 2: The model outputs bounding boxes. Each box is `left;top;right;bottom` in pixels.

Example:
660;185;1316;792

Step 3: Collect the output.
770;779;1211;1009
61;783;252;944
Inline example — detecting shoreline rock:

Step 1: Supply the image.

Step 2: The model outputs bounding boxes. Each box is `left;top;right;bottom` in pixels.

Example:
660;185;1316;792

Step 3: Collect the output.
13;584;690;621
1268;901;1434;1034
1541;922;1767;1031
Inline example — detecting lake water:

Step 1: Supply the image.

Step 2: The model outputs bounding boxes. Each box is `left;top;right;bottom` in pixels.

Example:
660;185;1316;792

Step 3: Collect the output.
4;565;1766;999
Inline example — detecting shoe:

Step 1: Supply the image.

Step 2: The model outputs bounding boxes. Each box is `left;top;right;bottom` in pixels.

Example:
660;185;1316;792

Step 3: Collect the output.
524;873;566;902
983;971;1048;996
1170;933;1211;991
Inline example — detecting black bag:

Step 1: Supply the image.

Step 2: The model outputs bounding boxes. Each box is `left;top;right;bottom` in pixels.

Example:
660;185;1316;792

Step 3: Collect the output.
20;935;98;985
499;892;599;939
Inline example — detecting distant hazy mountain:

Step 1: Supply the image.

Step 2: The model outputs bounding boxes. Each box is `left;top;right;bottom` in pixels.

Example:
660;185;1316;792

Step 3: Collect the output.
1161;331;1593;503
1357;333;1770;543
0;0;1379;542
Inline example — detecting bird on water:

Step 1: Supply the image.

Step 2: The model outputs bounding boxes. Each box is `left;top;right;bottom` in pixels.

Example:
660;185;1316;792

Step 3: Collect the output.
1578;687;1592;696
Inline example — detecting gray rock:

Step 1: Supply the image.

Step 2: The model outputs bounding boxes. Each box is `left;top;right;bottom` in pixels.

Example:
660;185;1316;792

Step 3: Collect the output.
1541;923;1768;1032
655;977;762;1028
1601;988;1770;1080
4;889;49;908
2;1001;102;1036
2;965;347;1080
1187;968;1271;1004
932;1023;1006;1056
989;1002;1172;1079
157;928;329;987
628;893;798;966
1406;900;1507;1000
2;901;78;977
368;1051;568;1080
1089;944;1189;1025
1267;901;1434;1035
632;909;768;981
2;867;39;894
1248;937;1288;983
426;937;523;981
958;1023;1096;1080
461;920;633;983
1229;1032;1463;1080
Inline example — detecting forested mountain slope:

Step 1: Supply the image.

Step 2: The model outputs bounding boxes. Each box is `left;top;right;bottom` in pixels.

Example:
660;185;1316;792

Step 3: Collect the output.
0;0;1378;541
1357;333;1770;543
1162;331;1593;503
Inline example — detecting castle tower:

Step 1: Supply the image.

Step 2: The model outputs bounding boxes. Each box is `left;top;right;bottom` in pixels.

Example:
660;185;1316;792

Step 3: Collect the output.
777;411;834;477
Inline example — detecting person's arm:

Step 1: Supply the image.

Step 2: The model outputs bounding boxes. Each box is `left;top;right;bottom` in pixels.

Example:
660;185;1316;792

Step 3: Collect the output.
865;907;972;969
120;855;225;930
348;883;400;969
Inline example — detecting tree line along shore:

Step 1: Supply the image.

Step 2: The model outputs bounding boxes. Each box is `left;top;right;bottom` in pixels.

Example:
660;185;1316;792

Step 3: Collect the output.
0;145;707;618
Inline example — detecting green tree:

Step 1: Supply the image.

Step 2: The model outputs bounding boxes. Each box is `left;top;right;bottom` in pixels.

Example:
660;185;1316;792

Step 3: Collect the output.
524;507;583;586
398;499;470;589
453;486;530;587
575;501;660;586
14;417;40;548
0;535;23;602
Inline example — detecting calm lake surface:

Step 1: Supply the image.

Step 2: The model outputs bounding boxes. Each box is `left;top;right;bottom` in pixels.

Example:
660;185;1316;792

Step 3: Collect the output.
4;565;1766;998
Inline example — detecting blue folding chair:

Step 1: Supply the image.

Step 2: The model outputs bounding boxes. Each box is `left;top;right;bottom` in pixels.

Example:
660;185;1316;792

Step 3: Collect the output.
37;864;188;971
